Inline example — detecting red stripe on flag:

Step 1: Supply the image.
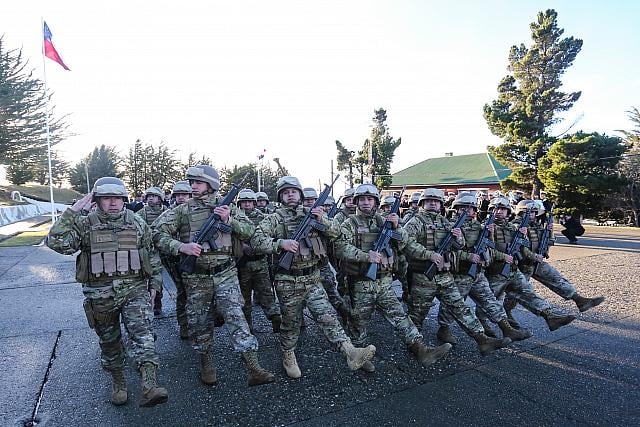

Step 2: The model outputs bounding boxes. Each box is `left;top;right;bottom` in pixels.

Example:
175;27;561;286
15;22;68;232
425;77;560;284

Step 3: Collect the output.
44;39;70;71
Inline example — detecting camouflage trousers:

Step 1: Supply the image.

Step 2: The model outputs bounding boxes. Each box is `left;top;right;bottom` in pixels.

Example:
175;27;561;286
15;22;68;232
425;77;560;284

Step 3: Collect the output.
274;271;349;351
319;262;347;312
162;256;187;329
182;264;258;354
522;262;577;300
238;257;280;322
82;279;158;371
408;271;483;335
483;269;551;318
438;271;507;326
348;275;422;347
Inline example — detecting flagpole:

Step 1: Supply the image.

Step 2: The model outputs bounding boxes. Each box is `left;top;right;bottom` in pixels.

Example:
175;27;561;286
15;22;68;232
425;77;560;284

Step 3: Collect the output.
41;17;57;224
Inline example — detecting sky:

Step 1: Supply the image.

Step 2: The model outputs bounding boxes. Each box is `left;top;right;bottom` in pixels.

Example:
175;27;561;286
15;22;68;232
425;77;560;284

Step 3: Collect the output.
1;0;638;194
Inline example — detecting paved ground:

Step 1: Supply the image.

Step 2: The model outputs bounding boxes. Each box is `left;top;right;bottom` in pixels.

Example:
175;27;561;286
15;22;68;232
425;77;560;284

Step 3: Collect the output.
0;225;638;426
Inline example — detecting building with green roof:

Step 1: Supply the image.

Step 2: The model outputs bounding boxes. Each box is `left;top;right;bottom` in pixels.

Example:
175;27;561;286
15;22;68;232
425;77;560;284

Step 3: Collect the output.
386;152;511;196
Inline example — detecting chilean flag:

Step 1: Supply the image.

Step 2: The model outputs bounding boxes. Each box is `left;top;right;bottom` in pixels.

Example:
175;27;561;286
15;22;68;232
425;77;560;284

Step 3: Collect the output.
43;21;70;71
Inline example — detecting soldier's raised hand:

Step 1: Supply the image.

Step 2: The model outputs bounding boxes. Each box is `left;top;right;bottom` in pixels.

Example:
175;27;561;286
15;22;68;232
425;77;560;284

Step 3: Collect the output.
519;226;528;235
451;227;462;239
281;239;299;253
430;253;444;268
368;250;383;264
214;205;231;223
504;254;514;264
311;207;325;221
469;253;481;264
179;242;203;257
387;213;399;229
71;192;93;213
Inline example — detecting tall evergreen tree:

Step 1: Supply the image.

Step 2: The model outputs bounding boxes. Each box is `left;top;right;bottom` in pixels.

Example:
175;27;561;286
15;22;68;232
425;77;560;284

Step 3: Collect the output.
618;107;640;226
69;145;122;192
483;9;582;196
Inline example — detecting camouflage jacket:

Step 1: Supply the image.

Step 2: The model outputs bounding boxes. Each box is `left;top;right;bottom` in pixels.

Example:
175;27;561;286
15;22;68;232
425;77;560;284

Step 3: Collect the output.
46;208;163;292
136;204;167;226
250;204;340;279
403;209;465;263
333;206;356;224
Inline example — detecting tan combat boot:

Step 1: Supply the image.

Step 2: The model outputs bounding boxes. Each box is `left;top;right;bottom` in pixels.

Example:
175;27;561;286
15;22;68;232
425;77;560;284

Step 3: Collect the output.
282;349;302;378
109;368;128;406
339;341;376;371
471;332;512;356
498;319;532;341
571;294;605;312
359;360;376;373
436;325;458;345
479;317;498;337
408;341;452;368
541;309;576;331
139;362;168;407
242;350;276;387
199;352;217;385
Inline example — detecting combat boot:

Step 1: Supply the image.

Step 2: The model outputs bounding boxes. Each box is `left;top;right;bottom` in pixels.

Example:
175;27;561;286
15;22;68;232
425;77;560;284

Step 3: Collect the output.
242;350;276;387
479;318;497;337
198;352;217;385
542;309;576;331
109;368;128;406
359;360;376;373
436;325;458;345
471;332;512;356
179;323;189;340
408;341;452;368
139;362;168;407
498;319;532;341
282;349;302;378
339;341;376;371
572;294;605;312
270;314;282;333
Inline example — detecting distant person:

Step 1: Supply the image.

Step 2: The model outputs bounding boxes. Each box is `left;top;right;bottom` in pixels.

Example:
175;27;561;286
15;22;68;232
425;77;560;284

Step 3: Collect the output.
561;211;585;244
126;191;144;212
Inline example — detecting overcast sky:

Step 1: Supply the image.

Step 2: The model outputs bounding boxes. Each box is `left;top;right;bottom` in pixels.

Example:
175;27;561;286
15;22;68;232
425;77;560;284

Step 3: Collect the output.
1;1;638;193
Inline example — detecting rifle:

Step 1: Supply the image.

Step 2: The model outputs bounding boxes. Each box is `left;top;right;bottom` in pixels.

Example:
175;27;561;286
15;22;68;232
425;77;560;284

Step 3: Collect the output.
499;207;532;278
424;211;467;281
327;196;342;219
533;203;555;275
467;211;496;279
277;175;340;271
179;173;249;274
365;187;405;280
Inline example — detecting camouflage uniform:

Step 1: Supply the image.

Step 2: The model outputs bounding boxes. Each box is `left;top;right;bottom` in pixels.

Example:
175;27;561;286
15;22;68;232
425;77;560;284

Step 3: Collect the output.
332;205;356;297
137;201;168;313
238;207;281;329
250;204;349;351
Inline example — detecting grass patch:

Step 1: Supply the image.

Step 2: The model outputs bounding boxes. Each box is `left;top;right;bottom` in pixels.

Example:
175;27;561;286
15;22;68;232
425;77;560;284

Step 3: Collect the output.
0;228;49;247
0;184;82;204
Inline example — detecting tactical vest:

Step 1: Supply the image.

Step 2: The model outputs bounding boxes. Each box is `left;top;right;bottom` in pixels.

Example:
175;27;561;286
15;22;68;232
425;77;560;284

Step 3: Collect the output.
181;198;233;255
143;205;167;225
275;208;326;264
486;220;514;275
408;212;451;271
456;218;486;274
341;214;393;277
77;210;151;284
526;223;541;253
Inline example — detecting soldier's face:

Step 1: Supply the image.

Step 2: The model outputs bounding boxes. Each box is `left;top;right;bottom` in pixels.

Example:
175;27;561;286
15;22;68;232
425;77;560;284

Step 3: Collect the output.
190;180;210;198
381;205;391;213
174;193;190;205
357;196;377;214
458;206;476;218
322;204;331;212
494;207;509;219
97;197;124;213
257;200;268;208
146;195;161;205
343;196;355;208
423;199;440;212
240;200;255;212
303;198;317;208
280;188;301;207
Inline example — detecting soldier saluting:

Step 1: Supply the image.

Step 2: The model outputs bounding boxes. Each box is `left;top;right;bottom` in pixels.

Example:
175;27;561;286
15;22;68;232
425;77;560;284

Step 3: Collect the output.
46;177;168;407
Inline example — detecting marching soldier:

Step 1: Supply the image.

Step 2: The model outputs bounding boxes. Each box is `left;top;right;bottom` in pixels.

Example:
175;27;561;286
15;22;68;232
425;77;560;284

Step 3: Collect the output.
481;197;576;333
236;188;282;333
335;184;452;372
403;188;512;356
152;165;275;387
155;180;192;339
250;176;376;379
436;194;531;344
47;177;168;407
137;186;168;314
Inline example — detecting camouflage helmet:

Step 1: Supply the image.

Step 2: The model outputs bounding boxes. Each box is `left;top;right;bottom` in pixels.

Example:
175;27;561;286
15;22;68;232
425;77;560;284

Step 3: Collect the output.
515;199;538;216
419;188;445;204
410;191;421;203
255;191;269;202
303;187;318;200
185;164;220;191
144;186;164;199
92;177;128;199
353;183;380;203
488;196;512;212
172;180;192;195
276;176;303;200
323;195;336;206
237;188;258;204
380;195;396;208
343;188;356;198
452;193;478;209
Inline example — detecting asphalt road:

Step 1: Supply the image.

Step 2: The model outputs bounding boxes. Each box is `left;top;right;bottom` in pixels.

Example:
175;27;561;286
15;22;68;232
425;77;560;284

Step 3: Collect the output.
0;225;638;426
